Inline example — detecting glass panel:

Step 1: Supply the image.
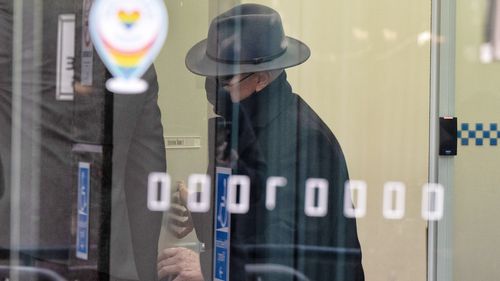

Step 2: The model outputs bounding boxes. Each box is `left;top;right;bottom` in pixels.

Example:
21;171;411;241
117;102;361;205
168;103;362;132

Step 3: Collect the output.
0;0;434;281
452;0;500;279
157;1;431;281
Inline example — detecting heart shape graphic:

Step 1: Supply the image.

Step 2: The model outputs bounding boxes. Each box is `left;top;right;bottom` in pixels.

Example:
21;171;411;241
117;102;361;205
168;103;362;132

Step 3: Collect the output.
89;0;169;94
118;10;141;29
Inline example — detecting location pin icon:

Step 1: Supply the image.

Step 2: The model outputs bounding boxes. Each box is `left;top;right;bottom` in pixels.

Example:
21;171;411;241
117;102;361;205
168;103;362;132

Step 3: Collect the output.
89;0;168;94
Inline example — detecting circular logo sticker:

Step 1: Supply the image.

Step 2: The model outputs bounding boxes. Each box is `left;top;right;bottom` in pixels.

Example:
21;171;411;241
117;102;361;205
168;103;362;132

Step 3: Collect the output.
89;0;168;94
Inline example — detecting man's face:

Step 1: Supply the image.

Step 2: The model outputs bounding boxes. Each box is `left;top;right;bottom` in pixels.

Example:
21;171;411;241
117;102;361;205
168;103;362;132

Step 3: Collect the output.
219;73;256;103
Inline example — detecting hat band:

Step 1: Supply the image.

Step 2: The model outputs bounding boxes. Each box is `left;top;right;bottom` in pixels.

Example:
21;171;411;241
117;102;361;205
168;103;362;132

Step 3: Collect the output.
206;47;287;65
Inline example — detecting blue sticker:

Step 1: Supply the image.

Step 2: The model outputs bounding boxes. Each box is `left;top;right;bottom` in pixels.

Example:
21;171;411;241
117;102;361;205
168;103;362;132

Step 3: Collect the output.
214;167;231;281
76;162;90;260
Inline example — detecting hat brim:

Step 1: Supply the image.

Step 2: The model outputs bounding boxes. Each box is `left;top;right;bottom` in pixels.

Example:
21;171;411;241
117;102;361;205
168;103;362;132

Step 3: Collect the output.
185;36;311;76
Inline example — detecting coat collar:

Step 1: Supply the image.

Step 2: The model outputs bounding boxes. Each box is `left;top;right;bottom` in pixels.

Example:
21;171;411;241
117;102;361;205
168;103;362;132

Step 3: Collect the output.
238;71;294;128
233;71;295;155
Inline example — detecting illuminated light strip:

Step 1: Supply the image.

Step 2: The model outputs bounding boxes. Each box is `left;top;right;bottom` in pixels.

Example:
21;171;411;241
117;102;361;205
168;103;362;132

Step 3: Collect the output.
146;173;446;222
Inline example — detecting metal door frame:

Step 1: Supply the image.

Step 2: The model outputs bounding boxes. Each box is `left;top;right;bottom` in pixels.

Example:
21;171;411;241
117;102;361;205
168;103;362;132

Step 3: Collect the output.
429;0;456;280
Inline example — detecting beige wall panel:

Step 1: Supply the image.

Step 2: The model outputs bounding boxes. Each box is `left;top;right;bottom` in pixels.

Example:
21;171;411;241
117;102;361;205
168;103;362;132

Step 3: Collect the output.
244;1;431;280
155;0;210;183
155;0;210;249
156;0;432;279
455;0;500;280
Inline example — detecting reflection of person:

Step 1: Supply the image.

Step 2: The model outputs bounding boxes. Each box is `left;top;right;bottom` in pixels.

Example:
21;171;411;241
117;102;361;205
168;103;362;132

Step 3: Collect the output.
111;65;167;281
0;0;166;279
161;4;364;281
157;247;203;281
157;182;203;281
165;181;194;239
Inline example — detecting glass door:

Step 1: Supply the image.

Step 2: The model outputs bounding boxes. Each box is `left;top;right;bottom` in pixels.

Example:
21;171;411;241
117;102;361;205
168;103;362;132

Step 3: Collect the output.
434;0;500;280
158;1;434;281
0;0;449;280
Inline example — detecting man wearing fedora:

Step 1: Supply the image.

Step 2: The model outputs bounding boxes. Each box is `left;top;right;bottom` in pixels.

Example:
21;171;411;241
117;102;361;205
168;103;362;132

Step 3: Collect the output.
158;4;364;281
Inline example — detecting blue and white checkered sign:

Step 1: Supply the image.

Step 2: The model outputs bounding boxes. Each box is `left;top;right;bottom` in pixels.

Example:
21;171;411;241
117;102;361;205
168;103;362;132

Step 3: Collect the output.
458;122;499;146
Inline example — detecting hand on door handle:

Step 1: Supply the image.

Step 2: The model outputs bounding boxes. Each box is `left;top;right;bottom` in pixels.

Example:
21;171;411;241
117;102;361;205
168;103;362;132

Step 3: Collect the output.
167;181;194;239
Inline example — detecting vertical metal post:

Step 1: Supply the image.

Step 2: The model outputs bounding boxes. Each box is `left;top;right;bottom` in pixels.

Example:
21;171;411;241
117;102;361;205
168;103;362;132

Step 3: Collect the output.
10;0;24;279
99;70;114;281
10;1;44;279
436;0;456;279
429;0;456;280
29;0;43;259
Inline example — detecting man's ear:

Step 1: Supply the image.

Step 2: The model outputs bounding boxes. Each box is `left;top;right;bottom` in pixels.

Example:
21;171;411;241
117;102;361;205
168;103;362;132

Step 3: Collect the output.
255;72;271;92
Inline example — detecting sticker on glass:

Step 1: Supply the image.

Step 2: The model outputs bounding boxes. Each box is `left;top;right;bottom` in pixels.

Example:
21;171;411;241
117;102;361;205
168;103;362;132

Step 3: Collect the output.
89;0;168;94
76;162;90;260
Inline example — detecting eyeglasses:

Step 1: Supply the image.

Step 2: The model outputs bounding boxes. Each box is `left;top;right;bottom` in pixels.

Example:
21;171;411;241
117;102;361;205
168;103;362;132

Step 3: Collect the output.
218;73;254;87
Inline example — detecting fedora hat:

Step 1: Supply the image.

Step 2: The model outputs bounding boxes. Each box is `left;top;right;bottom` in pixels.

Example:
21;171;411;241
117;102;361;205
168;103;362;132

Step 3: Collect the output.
185;4;310;76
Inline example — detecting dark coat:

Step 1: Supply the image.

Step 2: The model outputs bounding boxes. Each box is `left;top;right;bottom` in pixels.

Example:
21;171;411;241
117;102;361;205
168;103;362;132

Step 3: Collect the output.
197;72;364;281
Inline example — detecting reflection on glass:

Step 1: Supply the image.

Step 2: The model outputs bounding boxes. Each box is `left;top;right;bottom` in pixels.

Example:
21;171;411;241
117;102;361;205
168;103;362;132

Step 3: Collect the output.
179;4;364;281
